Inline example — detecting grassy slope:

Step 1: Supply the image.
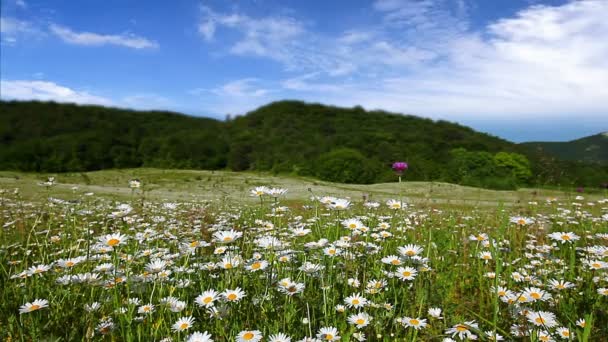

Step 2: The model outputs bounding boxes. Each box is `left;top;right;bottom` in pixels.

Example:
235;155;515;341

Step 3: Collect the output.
522;132;608;165
0;169;601;207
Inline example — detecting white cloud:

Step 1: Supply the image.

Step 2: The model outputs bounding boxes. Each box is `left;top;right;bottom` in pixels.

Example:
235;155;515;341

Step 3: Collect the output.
49;24;158;49
212;78;269;98
273;1;608;120
0;79;112;105
0;16;42;43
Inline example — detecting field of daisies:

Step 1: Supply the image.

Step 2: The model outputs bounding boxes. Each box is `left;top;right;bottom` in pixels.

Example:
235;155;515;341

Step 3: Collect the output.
1;183;607;342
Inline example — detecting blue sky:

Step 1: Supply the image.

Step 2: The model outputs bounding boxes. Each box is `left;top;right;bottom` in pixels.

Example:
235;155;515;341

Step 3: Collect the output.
1;0;607;142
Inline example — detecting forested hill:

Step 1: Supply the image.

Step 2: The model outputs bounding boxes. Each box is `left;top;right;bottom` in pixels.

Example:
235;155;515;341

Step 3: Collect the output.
522;133;608;165
1;100;607;189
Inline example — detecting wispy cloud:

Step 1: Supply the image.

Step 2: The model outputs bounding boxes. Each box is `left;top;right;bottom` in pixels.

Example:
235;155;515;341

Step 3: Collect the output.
49;24;158;49
0;16;43;44
270;1;608;120
0;79;112;105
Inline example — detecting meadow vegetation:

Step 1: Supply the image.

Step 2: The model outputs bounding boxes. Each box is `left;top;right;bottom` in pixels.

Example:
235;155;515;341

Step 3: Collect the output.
1;170;606;341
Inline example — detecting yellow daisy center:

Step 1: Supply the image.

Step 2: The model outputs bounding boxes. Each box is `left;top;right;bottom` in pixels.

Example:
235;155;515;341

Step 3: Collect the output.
243;332;254;340
410;319;420;325
535;317;545;324
531;293;541;299
251;262;261;269
179;323;188;330
403;271;411;277
561;235;570;240
108;238;120;246
227;293;237;301
223;236;233;242
391;259;400;265
406;251;415;256
203;297;213;304
517;219;526;225
30;304;40;310
66;261;75;267
355;318;365;325
352;299;360;305
324;334;334;340
349;223;357;229
456;325;468;332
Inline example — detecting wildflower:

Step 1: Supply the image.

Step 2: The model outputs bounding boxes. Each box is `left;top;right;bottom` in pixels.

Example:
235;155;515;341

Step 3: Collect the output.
145;259;167;273
28;264;51;275
344;293;368;309
56;257;84;268
586;260;608;270
510;216;534;225
381;255;402;266
138;304;155;314
237;330;263;342
395;266;418;281
98;233;127;247
445;321;479;340
556;327;573;339
329;198;350;210
484;331;505;341
386;199;403;210
246;260;269;272
267;188;287;198
129;179;141;188
403;317;427;330
222;288;246;302
172;316;195;332
323;246;341;257
537;330;555;342
347;312;372;328
348;278;360;288
316;327;340;341
576;318;586;328
548;232;580;244
521;287;551;302
392;161;408;174
526;311;558;328
597;288;608;296
428;307;443;319
196;290;220;308
398;244;423;257
548;279;575;291
268;333;291;342
479;251;493;262
250;186;269;197
19;299;49;314
213;230;243;243
187;331;214;342
342;218;364;230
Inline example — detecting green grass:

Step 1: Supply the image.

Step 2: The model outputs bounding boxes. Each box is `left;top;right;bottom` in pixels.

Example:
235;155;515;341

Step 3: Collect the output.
0;169;606;341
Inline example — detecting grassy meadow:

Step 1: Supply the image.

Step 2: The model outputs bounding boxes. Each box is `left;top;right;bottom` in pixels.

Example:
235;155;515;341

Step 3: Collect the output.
0;169;607;341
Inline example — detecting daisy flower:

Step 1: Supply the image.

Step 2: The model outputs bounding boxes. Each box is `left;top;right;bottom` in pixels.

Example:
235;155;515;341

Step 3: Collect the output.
347;312;372;328
521;287;551;302
237;330;263;342
316;326;340;341
403;317;427;330
19;299;49;314
556;327;573;339
548;279;575;291
510;216;534;226
386;199;403;209
484;331;505;341
344;293;368;309
526;311;558;328
213;230;243;243
250;186;269;197
342;218;364;230
548;232;580;243
445;321;479;340
222;287;246;302
268;333;291;342
598;288;608;296
172;316;195;332
428;307;443;319
395;266;418;281
576;318;586;328
329;198;350;210
187;331;213;342
138;304;155;314
145;259;167;273
196;290;219;307
98;233;127;247
27;264;51;275
479;251;493;262
381;255;402;266
246;260;269;272
398;244;423;257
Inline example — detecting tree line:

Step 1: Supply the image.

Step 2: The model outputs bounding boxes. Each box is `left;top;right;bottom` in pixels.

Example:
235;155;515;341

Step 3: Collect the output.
1;100;606;190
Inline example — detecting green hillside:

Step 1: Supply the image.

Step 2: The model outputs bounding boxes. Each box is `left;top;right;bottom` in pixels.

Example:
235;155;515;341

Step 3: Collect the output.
1;100;607;189
522;132;608;165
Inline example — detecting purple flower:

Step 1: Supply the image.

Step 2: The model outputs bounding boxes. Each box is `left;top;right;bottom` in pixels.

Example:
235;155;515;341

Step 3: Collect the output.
392;162;408;174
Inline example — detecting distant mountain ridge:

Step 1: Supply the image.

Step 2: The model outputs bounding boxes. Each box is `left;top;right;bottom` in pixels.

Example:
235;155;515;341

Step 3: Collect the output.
521;132;608;165
1;100;607;189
